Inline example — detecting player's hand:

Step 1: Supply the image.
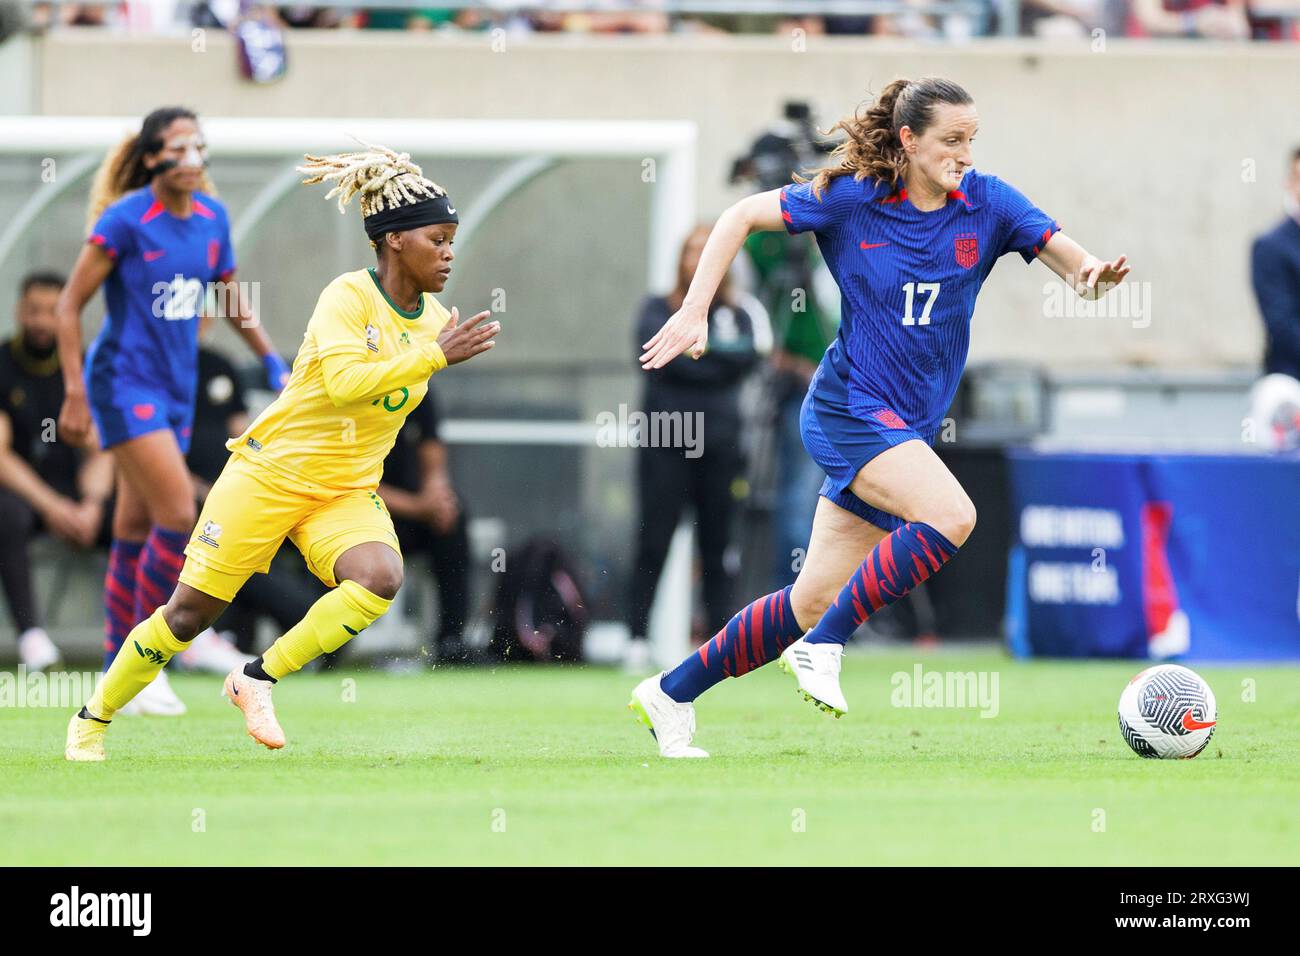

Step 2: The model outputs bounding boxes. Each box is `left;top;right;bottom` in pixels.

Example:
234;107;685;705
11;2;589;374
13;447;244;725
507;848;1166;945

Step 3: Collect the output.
263;352;291;391
437;307;498;366
42;496;86;546
427;479;460;534
640;305;708;370
57;392;95;448
70;499;102;548
1077;254;1130;299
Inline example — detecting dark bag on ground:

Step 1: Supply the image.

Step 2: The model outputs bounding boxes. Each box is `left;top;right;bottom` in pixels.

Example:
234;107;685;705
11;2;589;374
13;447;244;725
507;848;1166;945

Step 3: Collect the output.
488;538;588;662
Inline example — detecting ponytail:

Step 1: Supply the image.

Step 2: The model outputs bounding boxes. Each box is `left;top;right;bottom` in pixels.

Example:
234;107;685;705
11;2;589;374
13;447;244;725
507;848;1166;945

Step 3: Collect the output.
797;77;973;198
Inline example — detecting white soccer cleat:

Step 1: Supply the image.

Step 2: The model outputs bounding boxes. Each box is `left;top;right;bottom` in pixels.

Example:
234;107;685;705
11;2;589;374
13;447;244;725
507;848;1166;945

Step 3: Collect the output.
117;668;187;717
18;627;61;672
223;666;285;750
779;638;848;717
628;673;708;758
177;628;254;674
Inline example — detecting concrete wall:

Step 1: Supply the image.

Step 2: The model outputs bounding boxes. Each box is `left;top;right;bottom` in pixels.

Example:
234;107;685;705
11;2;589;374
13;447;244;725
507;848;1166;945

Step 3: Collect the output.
0;31;33;113
24;30;1300;370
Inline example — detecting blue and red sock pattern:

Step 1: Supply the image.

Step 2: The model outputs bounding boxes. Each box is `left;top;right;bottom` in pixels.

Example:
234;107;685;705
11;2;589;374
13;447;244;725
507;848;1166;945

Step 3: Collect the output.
133;526;188;629
803;521;958;647
661;585;804;703
102;538;144;668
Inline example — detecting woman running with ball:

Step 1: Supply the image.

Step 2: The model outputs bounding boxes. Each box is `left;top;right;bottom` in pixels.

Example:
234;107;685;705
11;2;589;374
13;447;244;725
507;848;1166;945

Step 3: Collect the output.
66;142;499;761
631;77;1130;757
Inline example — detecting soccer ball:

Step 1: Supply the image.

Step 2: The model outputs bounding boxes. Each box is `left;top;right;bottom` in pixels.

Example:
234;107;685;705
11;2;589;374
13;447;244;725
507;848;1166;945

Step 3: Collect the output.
1117;664;1217;759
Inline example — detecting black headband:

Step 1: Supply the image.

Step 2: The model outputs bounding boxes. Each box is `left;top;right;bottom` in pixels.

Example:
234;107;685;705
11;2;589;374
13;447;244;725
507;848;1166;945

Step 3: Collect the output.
363;194;458;241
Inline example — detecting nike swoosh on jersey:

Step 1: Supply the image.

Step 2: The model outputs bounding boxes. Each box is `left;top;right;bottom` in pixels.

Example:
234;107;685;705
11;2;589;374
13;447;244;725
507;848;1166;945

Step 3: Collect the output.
859;241;890;250
143;249;166;262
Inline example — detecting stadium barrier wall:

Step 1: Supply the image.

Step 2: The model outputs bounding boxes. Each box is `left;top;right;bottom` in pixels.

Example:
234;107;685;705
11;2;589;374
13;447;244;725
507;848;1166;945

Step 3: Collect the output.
1006;449;1300;661
21;31;1300;371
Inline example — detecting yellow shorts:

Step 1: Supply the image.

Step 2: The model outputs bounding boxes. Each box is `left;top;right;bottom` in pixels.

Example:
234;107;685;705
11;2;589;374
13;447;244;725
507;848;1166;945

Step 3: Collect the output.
179;453;402;603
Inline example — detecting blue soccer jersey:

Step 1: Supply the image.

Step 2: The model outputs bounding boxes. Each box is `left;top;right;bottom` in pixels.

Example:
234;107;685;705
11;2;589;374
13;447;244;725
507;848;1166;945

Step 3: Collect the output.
781;169;1058;439
86;185;235;411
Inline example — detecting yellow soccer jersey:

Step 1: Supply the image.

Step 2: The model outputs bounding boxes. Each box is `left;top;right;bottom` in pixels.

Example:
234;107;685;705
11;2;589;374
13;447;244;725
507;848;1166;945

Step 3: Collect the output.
228;268;450;490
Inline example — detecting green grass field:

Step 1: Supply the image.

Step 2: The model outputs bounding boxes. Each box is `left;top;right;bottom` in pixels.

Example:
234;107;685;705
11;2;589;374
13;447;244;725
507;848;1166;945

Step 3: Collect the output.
2;650;1297;866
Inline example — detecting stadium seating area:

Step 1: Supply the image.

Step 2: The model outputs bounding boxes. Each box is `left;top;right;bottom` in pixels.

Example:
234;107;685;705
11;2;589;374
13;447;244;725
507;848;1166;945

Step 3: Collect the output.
13;0;1300;41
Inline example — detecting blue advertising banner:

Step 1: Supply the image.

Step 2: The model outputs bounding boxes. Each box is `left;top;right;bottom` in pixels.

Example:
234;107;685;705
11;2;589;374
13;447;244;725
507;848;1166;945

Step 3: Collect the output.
1005;450;1300;661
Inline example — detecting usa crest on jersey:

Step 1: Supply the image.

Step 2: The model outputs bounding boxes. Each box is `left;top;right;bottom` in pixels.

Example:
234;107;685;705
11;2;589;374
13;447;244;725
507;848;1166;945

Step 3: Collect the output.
954;233;979;270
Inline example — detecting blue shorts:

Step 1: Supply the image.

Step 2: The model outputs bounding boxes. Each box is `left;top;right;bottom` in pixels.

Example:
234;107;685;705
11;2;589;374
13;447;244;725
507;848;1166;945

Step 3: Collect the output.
799;382;930;533
89;388;193;454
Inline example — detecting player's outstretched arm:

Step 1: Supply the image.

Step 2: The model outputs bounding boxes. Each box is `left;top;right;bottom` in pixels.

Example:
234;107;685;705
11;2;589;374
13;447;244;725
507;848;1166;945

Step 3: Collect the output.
319;308;497;408
217;270;291;390
1037;232;1130;300
640;189;785;370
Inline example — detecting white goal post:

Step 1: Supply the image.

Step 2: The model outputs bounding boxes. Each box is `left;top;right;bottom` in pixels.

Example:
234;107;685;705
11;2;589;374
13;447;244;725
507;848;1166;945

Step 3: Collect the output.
0;115;697;289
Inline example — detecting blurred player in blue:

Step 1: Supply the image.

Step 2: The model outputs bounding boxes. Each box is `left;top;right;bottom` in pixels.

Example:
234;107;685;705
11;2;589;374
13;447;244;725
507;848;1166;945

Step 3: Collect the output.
55;107;289;714
631;77;1130;756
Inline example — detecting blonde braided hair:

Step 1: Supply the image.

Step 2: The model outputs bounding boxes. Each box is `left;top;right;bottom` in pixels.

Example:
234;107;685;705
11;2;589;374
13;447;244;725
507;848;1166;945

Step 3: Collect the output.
298;139;446;221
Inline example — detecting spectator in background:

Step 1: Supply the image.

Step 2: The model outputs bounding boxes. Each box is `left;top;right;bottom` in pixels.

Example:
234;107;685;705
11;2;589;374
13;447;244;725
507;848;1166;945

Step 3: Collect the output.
1243;0;1300;39
1020;0;1107;36
1251;146;1300;380
625;225;762;673
870;0;991;38
0;273;113;670
361;6;460;30
180;318;327;666
376;382;473;664
28;3;107;29
1247;146;1300;450
1130;0;1251;37
275;5;346;28
741;228;837;592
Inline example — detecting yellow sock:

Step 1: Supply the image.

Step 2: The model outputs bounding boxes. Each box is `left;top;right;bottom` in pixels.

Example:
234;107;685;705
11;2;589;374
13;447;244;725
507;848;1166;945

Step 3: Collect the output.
85;608;189;721
262;579;392;680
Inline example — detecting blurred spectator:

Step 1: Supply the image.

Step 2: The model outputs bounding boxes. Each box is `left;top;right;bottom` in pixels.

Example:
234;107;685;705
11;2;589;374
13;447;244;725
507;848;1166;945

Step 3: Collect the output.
871;0;991;38
553;0;670;32
180;323;326;665
1243;0;1300;38
1246;147;1300;451
376;382;474;664
1250;146;1300;382
28;2;106;28
275;5;346;28
823;15;872;34
361;6;460;29
1020;0;1105;36
742;228;837;592
625;225;762;672
0;0;26;41
1130;0;1251;37
0;272;114;670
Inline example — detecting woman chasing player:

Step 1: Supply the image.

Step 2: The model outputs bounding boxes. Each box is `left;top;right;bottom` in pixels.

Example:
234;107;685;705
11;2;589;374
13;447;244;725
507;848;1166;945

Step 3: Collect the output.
66;142;499;760
631;77;1130;757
